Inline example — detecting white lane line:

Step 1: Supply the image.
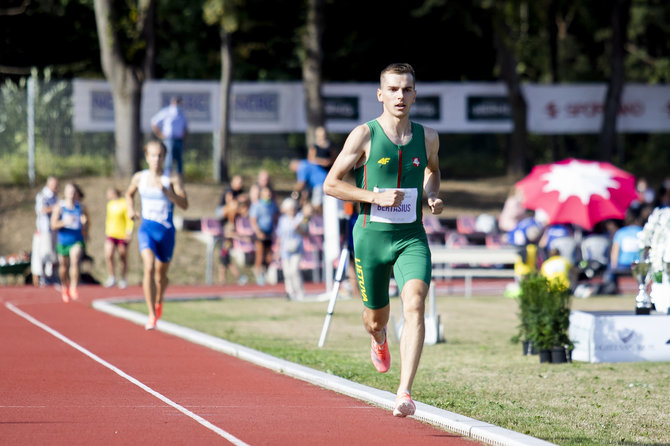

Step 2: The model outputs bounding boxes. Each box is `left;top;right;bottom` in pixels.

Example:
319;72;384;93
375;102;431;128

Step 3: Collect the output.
5;302;250;446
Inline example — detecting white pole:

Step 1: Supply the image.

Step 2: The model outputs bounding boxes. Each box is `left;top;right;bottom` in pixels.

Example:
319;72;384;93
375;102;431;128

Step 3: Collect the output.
317;246;349;347
27;74;35;187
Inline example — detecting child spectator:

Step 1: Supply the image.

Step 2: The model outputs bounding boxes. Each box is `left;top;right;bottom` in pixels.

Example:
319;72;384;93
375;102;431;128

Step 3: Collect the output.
276;198;312;300
249;186;279;285
540;247;574;291
103;187;134;289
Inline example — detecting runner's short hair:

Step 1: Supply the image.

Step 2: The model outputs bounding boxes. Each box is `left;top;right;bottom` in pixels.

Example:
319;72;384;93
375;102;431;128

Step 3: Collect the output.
380;63;415;86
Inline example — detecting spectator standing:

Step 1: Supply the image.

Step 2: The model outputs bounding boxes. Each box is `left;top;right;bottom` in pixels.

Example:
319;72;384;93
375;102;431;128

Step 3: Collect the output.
31;176;59;286
151;96;188;175
103;187;134;289
51;182;89;302
308;125;337;171
276;198;312;300
290;159;328;213
249;185;279;285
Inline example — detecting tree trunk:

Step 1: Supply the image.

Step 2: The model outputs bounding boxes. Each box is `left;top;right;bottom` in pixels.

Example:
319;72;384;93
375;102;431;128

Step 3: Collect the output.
302;0;325;147
598;0;631;162
216;29;233;183
93;0;154;176
493;10;528;177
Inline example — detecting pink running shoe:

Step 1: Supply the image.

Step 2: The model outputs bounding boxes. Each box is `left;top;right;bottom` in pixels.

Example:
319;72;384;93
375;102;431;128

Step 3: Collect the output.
370;329;390;373
155;302;163;319
145;315;157;331
69;287;79;301
61;287;70;303
393;391;416;417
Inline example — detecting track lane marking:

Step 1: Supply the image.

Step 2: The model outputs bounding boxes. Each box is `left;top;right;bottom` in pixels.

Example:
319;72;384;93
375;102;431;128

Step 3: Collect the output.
5;302;250;446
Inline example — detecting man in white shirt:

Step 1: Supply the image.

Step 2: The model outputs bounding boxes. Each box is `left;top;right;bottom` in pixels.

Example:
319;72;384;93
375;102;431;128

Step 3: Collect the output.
151;96;188;175
31;176;59;286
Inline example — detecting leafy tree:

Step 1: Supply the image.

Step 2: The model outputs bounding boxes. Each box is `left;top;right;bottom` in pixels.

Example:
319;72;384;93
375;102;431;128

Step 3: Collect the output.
92;0;156;176
203;0;240;182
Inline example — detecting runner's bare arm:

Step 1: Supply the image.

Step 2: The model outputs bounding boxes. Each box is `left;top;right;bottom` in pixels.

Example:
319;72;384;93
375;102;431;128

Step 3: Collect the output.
323;124;404;207
166;173;188;210
125;173;141;220
423;127;443;215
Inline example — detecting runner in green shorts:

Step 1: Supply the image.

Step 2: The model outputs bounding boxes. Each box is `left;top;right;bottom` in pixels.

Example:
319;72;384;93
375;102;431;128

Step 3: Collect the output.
324;63;444;417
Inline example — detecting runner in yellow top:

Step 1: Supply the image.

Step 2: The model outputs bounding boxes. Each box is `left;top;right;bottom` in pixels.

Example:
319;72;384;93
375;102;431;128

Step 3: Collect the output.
104;187;134;289
324;63;443;417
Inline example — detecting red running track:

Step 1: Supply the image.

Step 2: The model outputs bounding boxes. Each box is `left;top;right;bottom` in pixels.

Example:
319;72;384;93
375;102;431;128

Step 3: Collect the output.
0;284;482;446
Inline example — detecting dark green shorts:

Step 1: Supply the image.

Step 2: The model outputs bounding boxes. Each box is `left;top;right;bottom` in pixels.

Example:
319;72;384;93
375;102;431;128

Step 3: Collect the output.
352;225;431;309
57;241;85;257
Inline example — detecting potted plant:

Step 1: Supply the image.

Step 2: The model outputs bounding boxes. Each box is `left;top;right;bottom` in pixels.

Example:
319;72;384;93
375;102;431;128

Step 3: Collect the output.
512;273;545;355
515;274;573;363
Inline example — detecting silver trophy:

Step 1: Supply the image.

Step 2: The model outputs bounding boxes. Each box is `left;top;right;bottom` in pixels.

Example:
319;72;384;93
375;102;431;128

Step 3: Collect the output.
631;256;652;315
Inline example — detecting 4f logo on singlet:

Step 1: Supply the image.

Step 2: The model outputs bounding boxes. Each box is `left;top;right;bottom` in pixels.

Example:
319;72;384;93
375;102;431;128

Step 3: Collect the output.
355;258;367;302
377;157;391;166
413;157;420;167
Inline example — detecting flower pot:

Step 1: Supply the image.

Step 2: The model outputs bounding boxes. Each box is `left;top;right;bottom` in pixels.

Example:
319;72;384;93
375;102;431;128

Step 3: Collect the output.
539;349;552;363
551;346;568;364
522;340;538;355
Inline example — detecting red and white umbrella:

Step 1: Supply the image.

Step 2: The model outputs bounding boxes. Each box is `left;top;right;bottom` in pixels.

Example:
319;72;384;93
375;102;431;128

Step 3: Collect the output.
515;158;637;230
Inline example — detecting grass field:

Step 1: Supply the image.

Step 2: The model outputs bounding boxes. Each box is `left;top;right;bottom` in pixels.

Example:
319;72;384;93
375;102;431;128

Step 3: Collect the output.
121;293;670;446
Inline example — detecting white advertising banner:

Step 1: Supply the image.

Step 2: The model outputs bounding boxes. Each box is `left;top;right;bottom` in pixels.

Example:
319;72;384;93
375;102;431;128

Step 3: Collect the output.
73;79;670;134
570;310;670;363
526;84;670;134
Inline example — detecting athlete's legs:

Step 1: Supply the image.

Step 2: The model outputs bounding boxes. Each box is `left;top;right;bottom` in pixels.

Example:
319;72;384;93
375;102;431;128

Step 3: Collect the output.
397;278;428;396
118;242;128;280
154;259;170;309
58;254;70;288
141;248;157;318
68;243;83;290
363;304;390;344
104;239;116;280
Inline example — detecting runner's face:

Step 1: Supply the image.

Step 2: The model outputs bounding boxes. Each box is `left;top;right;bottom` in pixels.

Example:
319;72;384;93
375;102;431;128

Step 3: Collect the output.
377;73;416;118
145;143;164;172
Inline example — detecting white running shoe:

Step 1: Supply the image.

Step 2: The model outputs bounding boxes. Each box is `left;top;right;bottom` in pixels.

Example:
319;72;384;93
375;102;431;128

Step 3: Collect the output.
103;276;116;288
118;278;127;289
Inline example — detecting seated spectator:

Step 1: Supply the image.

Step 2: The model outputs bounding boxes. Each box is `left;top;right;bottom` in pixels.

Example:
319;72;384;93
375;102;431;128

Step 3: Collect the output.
506;212;544;247
249;186;279;285
505;223;542;298
539;224;577;264
216;174;245;222
601;209;643;294
540;247;575;291
498;187;526;232
249;169;275;205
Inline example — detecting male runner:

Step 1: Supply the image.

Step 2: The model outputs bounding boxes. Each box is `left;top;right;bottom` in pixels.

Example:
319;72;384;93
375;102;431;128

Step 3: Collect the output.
323;63;443;417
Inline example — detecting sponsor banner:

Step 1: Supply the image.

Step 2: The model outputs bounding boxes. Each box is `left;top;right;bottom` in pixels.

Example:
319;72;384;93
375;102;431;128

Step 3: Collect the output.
73;79;670;134
570;310;670;363
527;84;670;134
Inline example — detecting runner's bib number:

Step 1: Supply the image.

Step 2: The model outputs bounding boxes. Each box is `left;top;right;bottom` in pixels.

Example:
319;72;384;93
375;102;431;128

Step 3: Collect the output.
370;187;417;224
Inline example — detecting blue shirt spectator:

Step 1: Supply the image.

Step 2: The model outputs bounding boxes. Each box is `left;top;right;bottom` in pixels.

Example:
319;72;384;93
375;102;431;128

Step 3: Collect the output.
151;96;188;174
611;224;642;269
249;188;279;236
